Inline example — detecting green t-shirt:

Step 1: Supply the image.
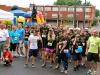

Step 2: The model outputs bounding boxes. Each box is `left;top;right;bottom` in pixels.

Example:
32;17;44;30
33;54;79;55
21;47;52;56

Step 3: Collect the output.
87;36;100;53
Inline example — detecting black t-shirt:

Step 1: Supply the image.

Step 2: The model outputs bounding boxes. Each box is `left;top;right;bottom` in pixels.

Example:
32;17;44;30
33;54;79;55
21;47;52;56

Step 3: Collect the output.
46;35;56;49
68;33;75;39
24;31;30;40
73;40;83;54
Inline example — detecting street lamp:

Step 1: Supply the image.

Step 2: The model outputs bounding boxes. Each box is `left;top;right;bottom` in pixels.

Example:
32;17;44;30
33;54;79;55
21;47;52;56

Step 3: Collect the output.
83;0;86;29
74;0;77;28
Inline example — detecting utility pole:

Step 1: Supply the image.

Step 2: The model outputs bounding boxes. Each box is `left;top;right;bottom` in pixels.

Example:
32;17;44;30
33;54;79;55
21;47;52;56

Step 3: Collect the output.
74;0;77;28
83;0;86;29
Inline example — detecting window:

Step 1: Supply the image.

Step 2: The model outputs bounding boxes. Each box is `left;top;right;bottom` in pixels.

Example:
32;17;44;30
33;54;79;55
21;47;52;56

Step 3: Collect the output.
85;15;90;19
76;8;82;12
68;7;74;12
30;7;32;10
60;7;66;11
37;7;43;11
52;7;58;11
67;14;74;17
52;14;58;18
85;8;91;12
45;7;51;11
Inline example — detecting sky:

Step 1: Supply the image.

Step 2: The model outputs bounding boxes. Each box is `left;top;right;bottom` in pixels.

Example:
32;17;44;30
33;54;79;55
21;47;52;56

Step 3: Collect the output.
0;0;100;9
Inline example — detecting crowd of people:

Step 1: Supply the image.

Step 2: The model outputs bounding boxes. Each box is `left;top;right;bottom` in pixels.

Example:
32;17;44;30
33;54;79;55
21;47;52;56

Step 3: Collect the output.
0;21;100;75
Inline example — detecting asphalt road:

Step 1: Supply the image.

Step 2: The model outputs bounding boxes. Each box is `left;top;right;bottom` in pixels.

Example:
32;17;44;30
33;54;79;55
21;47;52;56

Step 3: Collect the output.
0;57;100;75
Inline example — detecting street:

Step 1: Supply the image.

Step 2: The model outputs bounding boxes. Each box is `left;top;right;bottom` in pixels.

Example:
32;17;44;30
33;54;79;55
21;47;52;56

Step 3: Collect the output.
0;57;100;75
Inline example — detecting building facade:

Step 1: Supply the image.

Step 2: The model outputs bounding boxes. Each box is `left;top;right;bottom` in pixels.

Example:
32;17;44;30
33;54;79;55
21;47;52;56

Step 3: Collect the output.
29;4;96;27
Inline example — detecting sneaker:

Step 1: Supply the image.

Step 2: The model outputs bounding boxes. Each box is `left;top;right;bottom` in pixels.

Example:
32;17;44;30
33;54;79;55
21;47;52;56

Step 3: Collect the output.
49;64;52;68
20;54;22;57
40;58;44;62
69;60;72;63
42;64;46;68
61;69;65;73
21;52;24;55
64;70;68;75
32;64;35;68
73;67;77;71
24;64;28;68
76;65;79;70
54;66;59;70
17;52;20;56
92;72;96;75
86;70;92;75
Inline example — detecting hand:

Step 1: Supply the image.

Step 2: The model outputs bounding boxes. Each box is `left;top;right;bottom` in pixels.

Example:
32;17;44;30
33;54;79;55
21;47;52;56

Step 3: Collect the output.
99;53;100;58
60;50;63;53
85;50;88;55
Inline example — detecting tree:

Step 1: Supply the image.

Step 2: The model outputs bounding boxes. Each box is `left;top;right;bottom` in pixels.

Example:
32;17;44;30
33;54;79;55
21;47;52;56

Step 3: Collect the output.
53;0;82;6
83;1;92;6
25;8;29;12
95;9;100;17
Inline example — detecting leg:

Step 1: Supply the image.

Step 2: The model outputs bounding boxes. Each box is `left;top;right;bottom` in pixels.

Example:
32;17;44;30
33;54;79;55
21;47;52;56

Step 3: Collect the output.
49;53;53;65
43;51;49;65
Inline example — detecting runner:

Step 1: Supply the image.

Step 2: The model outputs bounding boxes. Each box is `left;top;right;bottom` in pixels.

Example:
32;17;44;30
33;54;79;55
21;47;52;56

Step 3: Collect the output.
16;23;25;57
9;26;19;57
23;26;30;58
86;30;100;75
42;28;56;68
24;29;42;68
40;21;49;61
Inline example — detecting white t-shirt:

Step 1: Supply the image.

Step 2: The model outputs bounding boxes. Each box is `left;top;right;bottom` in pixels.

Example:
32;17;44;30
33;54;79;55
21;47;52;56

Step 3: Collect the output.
28;35;39;49
0;29;9;41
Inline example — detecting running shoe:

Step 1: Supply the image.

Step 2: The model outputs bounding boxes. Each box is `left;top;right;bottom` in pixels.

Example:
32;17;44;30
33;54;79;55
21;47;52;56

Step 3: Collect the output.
49;64;52;68
92;72;96;75
21;52;24;55
86;70;92;75
54;66;59;70
32;64;35;68
42;64;46;68
64;70;68;75
24;64;28;68
61;68;65;73
73;67;77;71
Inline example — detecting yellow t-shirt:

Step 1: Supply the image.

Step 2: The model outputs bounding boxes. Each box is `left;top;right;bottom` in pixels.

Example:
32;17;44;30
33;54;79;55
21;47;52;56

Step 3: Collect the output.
87;36;100;53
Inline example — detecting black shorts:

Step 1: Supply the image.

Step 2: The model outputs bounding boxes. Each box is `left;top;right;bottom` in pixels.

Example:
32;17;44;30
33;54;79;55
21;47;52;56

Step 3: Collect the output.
28;49;38;57
73;53;82;61
38;41;42;48
87;52;98;62
10;43;18;51
81;48;86;57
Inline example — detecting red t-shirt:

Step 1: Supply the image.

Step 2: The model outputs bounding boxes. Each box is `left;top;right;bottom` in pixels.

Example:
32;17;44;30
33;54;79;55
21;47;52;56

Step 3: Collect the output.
3;51;13;61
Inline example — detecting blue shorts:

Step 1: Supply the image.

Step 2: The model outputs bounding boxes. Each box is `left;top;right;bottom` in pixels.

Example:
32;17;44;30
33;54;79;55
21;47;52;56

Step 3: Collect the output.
28;49;38;57
24;40;28;45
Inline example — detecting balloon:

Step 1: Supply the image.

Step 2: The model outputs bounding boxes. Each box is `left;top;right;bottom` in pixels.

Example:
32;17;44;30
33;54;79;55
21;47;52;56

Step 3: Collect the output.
66;52;71;58
77;46;83;53
13;17;17;24
18;16;25;22
27;19;31;22
41;15;44;23
7;20;12;25
36;14;41;25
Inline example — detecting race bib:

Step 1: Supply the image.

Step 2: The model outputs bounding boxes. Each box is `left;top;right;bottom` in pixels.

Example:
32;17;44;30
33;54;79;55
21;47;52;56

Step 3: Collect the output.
15;37;18;40
75;49;79;53
82;43;85;46
42;35;46;38
32;43;34;46
48;42;52;46
0;36;2;38
91;43;95;47
59;45;61;49
64;49;69;53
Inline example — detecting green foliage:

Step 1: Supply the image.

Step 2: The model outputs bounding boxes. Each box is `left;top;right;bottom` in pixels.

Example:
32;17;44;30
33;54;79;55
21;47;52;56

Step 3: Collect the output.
95;9;100;17
53;0;82;6
63;16;74;24
25;8;29;12
92;18;98;26
83;1;92;6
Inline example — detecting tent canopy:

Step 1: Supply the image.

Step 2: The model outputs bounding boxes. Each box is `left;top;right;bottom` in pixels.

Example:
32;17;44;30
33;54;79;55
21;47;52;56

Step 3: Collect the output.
10;10;31;17
0;9;14;20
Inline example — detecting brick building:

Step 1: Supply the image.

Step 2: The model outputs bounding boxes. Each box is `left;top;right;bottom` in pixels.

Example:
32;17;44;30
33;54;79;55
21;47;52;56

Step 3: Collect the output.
0;5;26;12
29;4;96;27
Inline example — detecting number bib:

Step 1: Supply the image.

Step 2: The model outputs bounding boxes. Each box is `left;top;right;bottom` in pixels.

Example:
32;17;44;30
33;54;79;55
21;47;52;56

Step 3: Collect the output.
75;49;79;53
91;43;95;47
82;43;85;46
48;42;52;46
64;49;69;53
59;45;61;49
42;35;46;38
15;37;18;40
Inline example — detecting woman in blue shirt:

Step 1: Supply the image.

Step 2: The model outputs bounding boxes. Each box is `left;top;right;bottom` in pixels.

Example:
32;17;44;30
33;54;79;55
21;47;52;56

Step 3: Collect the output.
10;26;19;57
